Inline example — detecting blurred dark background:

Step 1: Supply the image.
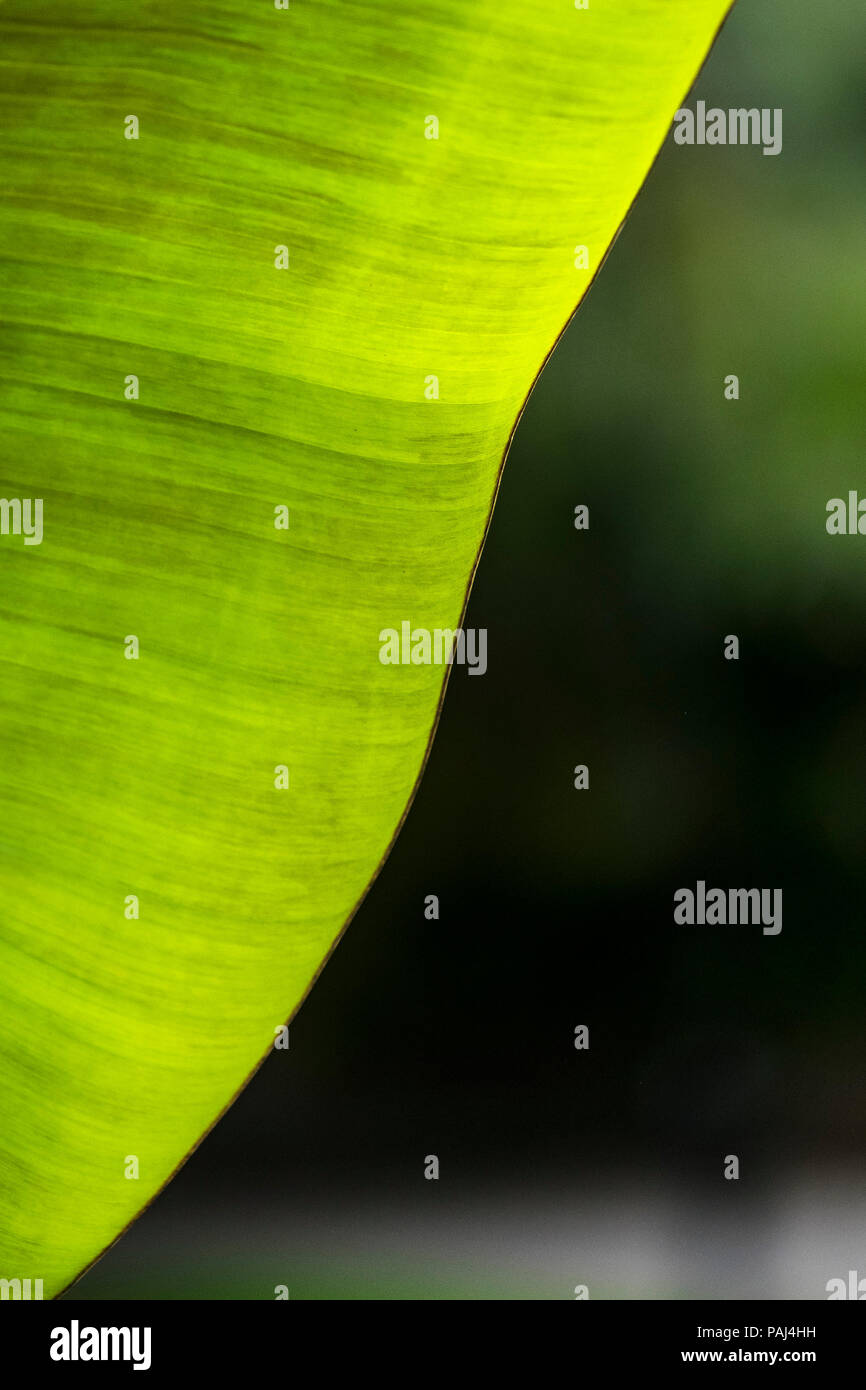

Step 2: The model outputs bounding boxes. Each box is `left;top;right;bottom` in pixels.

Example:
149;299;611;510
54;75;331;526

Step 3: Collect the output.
70;0;866;1298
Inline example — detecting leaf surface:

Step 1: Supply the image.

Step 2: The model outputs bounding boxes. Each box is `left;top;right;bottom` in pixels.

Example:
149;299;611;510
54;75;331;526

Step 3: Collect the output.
0;0;730;1294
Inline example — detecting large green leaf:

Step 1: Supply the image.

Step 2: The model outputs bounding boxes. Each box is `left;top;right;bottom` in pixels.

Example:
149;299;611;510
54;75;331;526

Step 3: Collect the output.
0;0;731;1296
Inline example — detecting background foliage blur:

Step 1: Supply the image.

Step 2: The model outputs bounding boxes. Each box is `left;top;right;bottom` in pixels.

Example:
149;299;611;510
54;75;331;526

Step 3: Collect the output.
72;0;866;1299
